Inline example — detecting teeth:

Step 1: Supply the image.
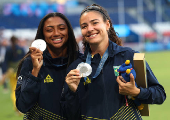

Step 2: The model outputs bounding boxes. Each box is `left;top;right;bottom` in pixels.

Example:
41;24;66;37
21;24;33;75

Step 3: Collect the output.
54;38;61;41
89;34;97;37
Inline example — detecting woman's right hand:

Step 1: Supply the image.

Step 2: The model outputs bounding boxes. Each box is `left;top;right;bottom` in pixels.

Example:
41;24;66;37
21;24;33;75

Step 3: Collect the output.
29;47;43;77
65;69;82;93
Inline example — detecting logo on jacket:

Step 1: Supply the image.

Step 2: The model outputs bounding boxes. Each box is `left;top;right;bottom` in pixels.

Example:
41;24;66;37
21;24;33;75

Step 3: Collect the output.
84;77;91;85
113;66;120;76
17;49;23;55
44;74;53;83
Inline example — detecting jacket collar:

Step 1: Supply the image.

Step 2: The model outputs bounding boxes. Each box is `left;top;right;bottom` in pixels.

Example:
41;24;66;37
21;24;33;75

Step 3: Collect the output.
83;40;128;59
42;49;68;67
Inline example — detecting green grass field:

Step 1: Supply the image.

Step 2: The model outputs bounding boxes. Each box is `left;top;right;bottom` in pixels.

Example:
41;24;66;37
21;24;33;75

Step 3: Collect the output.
0;86;23;120
142;51;170;120
0;51;169;120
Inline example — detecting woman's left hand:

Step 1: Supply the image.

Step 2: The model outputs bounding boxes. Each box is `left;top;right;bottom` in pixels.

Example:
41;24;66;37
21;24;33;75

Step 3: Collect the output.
116;73;140;97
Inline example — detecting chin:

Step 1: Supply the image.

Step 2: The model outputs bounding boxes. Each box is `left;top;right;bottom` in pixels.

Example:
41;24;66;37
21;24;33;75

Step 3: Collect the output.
88;40;99;45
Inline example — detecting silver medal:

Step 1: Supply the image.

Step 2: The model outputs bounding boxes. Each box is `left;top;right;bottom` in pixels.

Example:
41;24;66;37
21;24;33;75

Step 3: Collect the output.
76;62;92;77
31;39;46;51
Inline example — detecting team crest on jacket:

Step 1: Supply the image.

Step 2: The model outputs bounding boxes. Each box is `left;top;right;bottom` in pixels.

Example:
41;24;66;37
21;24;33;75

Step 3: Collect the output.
44;74;53;83
113;66;120;76
84;77;91;85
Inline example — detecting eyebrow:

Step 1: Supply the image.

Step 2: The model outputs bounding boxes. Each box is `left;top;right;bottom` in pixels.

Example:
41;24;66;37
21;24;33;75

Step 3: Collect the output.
91;19;99;22
80;19;99;26
46;24;66;28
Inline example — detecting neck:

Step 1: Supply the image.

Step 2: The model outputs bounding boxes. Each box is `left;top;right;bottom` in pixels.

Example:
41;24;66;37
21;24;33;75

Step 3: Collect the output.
47;46;67;58
90;40;109;57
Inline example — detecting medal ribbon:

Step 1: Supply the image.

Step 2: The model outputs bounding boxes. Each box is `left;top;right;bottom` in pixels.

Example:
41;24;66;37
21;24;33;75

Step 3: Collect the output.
84;48;109;81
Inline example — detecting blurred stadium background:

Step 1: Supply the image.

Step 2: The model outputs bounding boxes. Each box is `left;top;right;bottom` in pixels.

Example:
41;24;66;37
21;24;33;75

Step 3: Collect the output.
0;0;170;52
0;0;169;120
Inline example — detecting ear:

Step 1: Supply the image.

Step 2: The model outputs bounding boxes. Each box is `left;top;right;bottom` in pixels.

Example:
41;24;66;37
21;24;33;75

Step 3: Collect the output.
106;20;110;31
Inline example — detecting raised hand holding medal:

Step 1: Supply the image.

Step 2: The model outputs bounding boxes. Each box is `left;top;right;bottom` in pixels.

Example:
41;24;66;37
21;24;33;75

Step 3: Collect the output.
76;62;92;77
31;39;46;51
30;39;46;77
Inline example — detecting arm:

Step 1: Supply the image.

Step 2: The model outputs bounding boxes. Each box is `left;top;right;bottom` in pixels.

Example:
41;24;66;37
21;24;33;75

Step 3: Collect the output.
61;83;81;120
61;69;82;120
135;62;166;104
15;71;42;113
15;47;43;113
116;62;166;104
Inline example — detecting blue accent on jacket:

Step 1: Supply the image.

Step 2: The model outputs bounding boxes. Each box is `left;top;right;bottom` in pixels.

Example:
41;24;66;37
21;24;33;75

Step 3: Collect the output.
62;40;166;120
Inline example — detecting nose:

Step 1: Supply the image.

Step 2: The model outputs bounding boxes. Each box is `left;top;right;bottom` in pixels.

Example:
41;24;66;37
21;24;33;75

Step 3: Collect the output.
53;29;60;36
87;24;94;31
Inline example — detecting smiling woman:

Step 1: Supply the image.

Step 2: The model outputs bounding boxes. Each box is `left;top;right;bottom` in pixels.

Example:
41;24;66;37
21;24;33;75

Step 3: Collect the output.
80;11;110;53
15;12;79;120
43;16;68;58
63;4;166;120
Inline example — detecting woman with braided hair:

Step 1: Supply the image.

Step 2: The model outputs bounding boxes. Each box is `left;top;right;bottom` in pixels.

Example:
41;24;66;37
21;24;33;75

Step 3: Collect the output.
63;4;166;120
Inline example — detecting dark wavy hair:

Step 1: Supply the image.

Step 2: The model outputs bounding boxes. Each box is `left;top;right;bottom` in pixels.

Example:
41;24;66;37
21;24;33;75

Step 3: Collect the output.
16;12;79;78
80;4;122;49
